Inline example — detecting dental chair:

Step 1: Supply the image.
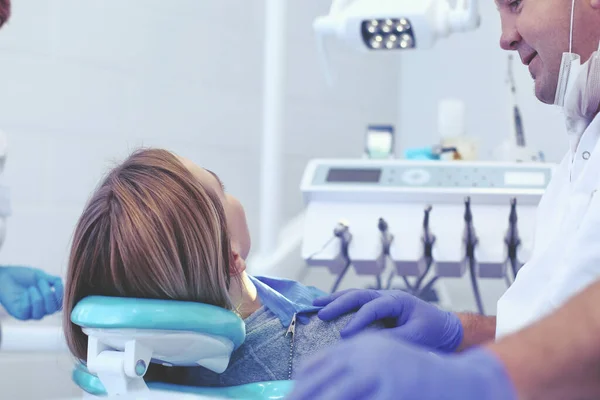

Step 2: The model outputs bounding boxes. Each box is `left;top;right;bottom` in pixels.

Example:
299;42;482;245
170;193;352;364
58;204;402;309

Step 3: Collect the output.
70;296;293;399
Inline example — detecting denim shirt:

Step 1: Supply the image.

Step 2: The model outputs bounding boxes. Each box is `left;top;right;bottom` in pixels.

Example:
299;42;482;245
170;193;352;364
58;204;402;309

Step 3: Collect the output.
154;277;383;387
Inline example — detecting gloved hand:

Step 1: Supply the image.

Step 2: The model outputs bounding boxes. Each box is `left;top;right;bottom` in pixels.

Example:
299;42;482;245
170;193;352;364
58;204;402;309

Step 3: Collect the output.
315;289;463;352
287;332;517;400
0;266;63;320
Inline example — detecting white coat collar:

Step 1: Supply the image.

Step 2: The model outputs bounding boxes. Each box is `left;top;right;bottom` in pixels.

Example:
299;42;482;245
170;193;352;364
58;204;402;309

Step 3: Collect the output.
566;112;600;183
567;112;600;155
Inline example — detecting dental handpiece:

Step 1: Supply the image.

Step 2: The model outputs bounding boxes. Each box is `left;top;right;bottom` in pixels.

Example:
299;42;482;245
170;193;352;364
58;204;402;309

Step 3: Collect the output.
505;198;521;278
378;217;393;255
414;205;436;294
464;197;484;315
331;221;353;293
422;205;436;256
463;197;478;254
333;221;352;259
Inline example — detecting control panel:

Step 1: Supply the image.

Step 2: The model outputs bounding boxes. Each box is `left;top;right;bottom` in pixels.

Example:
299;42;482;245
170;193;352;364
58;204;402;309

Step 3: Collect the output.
313;163;551;190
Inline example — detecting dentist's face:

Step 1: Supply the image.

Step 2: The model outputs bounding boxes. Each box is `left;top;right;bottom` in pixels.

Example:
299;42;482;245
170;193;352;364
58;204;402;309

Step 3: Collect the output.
496;0;600;104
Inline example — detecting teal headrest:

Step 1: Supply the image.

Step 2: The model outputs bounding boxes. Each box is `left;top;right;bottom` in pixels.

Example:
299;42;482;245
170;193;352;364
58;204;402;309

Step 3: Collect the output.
73;364;294;399
71;296;246;349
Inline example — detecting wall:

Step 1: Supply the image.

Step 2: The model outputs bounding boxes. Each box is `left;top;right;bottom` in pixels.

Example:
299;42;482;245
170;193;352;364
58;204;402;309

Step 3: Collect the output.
0;315;80;399
0;1;400;398
0;0;399;279
397;0;568;161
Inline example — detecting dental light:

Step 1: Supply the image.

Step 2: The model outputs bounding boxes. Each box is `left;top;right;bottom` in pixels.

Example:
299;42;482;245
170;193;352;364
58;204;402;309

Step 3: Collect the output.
314;0;481;83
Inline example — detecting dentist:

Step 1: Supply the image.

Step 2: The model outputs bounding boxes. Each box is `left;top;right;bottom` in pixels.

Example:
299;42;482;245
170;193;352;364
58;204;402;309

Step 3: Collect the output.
289;0;600;398
0;0;63;322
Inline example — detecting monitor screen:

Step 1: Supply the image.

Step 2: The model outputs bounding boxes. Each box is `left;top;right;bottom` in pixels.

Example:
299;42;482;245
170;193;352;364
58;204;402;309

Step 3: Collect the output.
326;168;382;183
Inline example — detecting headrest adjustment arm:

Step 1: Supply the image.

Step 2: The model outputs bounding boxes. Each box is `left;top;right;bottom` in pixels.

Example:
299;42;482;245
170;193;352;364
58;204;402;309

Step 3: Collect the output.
86;335;152;395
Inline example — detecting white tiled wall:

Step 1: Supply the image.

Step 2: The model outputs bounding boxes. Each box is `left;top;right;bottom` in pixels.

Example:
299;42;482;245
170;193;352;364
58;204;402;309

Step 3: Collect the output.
0;0;400;281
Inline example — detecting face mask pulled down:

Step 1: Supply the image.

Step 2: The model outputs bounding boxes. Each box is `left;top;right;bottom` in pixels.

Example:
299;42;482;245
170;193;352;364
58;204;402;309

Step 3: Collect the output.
554;0;600;139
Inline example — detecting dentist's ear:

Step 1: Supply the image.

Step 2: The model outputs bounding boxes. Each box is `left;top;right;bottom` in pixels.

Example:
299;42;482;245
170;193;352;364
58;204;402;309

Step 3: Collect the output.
229;250;247;277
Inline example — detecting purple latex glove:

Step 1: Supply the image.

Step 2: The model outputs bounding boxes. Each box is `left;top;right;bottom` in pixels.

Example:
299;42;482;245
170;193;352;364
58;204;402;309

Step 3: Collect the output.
0;266;63;320
315;289;463;352
288;332;517;400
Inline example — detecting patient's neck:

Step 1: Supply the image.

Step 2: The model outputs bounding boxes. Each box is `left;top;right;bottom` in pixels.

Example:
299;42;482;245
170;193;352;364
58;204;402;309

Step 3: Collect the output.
229;271;262;319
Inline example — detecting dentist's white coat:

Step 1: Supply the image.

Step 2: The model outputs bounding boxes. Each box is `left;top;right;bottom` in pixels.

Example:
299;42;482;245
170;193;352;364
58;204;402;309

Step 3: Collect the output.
497;113;600;338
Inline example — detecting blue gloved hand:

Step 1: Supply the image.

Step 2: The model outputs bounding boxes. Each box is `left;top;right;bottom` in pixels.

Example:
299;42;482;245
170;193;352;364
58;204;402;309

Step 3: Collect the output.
288;332;517;400
315;289;463;352
0;266;64;320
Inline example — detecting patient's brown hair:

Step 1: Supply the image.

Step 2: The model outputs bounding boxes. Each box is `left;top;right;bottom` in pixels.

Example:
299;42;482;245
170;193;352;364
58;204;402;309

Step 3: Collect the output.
63;148;233;361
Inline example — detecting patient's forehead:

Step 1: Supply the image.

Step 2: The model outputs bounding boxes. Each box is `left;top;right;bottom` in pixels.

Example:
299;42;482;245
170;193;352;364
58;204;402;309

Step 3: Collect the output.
178;156;201;175
178;156;223;195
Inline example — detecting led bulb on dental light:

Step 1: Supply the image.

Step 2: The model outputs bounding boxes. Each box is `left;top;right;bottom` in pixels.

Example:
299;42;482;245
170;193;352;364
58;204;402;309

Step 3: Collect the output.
314;0;481;83
363;18;415;50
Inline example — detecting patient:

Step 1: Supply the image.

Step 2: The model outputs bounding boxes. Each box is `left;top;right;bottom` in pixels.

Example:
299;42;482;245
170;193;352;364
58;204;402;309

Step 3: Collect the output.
63;148;379;387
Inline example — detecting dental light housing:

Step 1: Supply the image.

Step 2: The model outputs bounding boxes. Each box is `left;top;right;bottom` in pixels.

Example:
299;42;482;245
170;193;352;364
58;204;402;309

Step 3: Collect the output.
314;0;480;52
